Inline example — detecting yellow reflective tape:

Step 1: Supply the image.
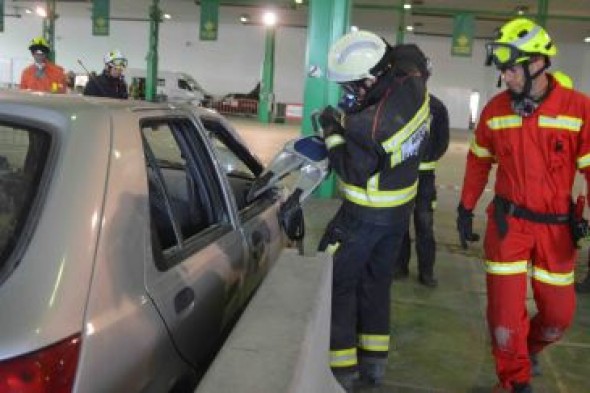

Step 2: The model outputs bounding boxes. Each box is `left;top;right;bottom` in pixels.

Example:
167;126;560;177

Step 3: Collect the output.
469;138;494;159
485;260;528;275
382;95;430;153
326;134;345;149
326;242;340;255
330;348;357;368
577;153;590;169
532;267;574;286
419;161;436;171
340;179;418;208
539;115;583;132
358;334;390;352
486;115;522;130
431;200;437;210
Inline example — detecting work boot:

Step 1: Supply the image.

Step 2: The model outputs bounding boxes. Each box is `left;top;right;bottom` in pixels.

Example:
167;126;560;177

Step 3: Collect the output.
333;370;359;393
575;273;590;293
418;274;438;288
358;358;386;386
530;353;541;377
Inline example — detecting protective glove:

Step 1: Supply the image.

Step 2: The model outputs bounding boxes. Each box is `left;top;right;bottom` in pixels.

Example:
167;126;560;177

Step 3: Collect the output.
457;203;480;249
318;105;345;137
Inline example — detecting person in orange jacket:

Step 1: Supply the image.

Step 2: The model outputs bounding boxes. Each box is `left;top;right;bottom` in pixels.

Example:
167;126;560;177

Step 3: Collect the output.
20;37;66;94
457;18;590;393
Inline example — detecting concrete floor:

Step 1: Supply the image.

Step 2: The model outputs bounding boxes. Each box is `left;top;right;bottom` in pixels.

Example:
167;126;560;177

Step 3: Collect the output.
230;117;590;393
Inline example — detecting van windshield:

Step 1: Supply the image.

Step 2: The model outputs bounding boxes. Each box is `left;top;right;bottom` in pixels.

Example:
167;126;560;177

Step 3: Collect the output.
0;125;50;277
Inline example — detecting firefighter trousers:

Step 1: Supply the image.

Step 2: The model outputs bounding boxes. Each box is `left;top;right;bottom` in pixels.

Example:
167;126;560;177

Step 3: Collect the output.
320;207;409;376
395;172;437;278
483;207;577;388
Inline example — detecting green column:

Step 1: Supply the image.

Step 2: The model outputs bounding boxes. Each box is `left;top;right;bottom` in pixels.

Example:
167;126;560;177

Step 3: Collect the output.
301;0;350;198
43;0;57;62
396;0;406;44
537;0;549;27
146;0;161;102
258;26;275;123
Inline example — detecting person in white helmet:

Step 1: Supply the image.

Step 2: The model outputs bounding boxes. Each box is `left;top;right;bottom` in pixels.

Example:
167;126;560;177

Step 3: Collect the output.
84;50;129;99
317;30;430;391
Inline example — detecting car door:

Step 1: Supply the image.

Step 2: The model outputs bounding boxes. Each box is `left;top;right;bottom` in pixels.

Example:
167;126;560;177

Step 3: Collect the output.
200;116;285;300
141;116;249;372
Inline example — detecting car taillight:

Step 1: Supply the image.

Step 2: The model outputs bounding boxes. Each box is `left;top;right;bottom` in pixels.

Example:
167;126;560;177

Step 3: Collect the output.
0;334;81;393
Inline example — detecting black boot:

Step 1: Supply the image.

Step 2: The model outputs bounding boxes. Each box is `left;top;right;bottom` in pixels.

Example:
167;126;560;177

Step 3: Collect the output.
418;274;438;288
575;273;590;293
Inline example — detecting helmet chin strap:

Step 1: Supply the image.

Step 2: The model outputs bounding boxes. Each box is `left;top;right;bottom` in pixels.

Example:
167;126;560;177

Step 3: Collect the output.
509;58;551;117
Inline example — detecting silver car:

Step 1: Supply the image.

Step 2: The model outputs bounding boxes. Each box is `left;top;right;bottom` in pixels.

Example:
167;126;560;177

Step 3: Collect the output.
0;91;286;392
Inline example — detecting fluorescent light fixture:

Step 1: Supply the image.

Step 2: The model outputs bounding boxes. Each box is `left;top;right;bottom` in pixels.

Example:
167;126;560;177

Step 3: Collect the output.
36;6;47;17
350;25;359;32
404;3;412;10
584;36;590;43
240;14;250;23
263;11;277;26
25;8;32;14
406;25;414;31
163;13;171;20
295;0;303;4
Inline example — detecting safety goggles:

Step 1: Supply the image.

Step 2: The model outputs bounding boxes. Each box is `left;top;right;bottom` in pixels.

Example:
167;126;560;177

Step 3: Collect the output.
109;58;128;69
485;43;530;71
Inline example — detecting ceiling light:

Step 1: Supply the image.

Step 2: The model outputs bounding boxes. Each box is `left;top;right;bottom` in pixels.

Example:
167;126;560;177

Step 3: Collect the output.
403;3;412;10
36;6;47;17
25;8;32;14
263;11;277;26
163;13;171;20
584;36;590;43
406;25;414;31
350;26;359;32
240;14;250;24
295;0;303;4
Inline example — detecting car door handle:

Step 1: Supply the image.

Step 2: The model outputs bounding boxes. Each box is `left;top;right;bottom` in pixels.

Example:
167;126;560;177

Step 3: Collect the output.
174;287;195;314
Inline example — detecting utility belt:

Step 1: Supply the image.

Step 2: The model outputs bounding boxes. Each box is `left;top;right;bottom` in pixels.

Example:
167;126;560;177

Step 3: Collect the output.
492;195;570;239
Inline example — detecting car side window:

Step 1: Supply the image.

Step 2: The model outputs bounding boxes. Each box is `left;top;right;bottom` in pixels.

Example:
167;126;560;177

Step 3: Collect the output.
0;125;50;279
141;119;230;270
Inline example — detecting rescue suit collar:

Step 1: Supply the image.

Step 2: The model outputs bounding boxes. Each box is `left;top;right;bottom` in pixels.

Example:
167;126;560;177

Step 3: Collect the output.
508;59;551;117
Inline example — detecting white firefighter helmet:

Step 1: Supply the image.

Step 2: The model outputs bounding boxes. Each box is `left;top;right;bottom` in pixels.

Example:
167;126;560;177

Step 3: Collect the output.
327;30;387;83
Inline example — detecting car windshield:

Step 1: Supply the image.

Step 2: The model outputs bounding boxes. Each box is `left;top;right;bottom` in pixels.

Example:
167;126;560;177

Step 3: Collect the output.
0;124;50;275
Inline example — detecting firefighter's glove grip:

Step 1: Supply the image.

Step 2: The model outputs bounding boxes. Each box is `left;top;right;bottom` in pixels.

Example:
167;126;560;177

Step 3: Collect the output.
318;105;345;138
457;203;480;249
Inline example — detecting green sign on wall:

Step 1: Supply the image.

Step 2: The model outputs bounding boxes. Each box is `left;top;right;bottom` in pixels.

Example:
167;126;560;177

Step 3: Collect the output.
200;0;218;41
0;0;4;33
451;13;474;57
92;0;110;36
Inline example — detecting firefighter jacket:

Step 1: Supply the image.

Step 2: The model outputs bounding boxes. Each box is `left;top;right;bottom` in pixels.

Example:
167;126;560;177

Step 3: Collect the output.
83;71;129;99
20;61;66;93
325;74;430;226
419;94;449;172
460;76;590;216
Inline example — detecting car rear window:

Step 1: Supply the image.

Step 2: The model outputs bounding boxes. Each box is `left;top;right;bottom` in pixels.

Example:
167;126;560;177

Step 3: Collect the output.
0;124;50;277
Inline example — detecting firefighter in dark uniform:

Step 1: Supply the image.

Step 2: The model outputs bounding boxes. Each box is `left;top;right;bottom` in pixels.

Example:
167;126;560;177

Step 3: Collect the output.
317;31;430;391
393;67;450;287
84;49;129;99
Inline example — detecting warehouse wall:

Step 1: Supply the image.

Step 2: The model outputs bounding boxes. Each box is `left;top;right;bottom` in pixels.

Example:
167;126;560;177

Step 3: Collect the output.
0;6;587;129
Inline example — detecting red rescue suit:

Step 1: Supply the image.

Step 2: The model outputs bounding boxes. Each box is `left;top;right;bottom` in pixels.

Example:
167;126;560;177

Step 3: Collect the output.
460;76;590;388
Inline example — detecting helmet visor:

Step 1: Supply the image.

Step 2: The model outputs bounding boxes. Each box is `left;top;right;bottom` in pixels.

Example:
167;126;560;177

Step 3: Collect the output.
485;43;530;70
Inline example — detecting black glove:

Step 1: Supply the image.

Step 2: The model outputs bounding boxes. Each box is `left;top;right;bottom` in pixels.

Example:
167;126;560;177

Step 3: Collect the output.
318;105;344;137
457;203;480;249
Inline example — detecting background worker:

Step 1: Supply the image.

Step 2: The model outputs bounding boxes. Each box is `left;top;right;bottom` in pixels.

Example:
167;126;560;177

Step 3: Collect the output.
84;50;129;99
20;36;67;93
317;31;430;391
393;55;450;288
457;18;590;393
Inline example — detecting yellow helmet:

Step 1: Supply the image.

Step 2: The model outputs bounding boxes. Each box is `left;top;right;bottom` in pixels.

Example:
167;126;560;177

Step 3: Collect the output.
486;18;557;70
552;71;573;89
29;36;50;54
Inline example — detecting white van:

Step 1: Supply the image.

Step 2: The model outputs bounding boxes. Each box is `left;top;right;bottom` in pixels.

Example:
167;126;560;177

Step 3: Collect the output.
124;69;210;103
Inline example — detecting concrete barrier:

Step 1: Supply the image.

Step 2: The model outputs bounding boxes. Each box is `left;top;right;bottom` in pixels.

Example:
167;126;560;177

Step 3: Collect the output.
196;249;344;393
